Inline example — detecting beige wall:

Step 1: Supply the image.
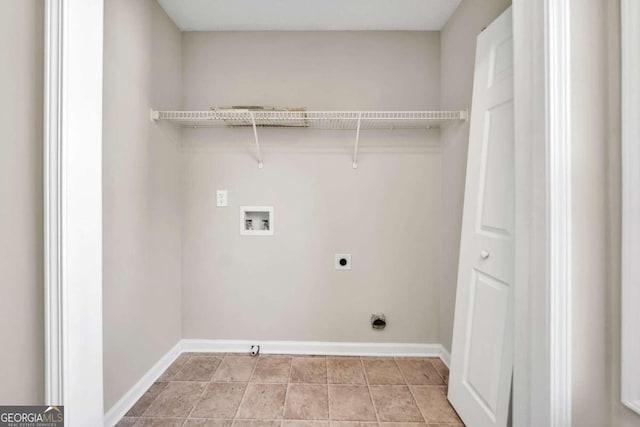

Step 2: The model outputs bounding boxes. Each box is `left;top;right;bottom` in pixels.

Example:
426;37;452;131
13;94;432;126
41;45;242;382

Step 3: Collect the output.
575;0;640;425
570;0;640;425
438;0;511;352
103;0;183;410
0;0;44;404
570;1;610;424
607;0;640;423
181;32;443;343
609;0;640;421
182;31;440;110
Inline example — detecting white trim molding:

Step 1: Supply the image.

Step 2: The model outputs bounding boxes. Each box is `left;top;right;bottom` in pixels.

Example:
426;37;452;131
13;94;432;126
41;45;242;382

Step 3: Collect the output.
104;342;183;427
44;0;104;424
621;0;640;416
546;0;572;425
43;0;64;406
181;339;445;358
513;0;573;425
439;346;451;368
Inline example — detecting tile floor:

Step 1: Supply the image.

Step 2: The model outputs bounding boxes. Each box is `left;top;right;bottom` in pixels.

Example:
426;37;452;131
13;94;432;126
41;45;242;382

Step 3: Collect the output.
116;353;464;427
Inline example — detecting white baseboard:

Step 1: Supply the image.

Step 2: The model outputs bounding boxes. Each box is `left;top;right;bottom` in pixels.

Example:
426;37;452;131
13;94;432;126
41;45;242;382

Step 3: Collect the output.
439;346;451;368
181;339;444;358
104;339;450;426
103;341;183;427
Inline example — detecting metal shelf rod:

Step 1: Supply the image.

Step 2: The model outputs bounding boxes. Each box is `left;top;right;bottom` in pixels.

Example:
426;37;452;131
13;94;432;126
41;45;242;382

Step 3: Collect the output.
353;113;362;169
249;111;263;169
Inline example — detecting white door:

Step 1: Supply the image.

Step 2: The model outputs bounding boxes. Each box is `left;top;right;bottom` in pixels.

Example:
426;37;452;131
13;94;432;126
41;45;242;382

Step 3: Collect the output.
448;7;514;427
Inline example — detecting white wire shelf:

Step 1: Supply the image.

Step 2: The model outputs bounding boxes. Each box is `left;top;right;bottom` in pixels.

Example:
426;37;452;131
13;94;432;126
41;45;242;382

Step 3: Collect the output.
151;109;467;169
151;109;467;129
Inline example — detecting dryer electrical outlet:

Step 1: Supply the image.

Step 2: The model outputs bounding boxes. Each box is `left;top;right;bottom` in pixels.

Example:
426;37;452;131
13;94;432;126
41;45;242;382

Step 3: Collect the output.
335;254;352;270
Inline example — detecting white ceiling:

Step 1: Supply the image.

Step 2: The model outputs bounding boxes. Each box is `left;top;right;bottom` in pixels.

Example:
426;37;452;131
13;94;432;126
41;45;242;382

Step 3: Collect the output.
156;0;462;32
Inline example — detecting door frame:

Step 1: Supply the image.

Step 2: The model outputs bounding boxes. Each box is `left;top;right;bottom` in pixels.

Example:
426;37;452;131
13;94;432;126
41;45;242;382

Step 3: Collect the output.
43;0;104;424
43;0;570;425
512;0;572;426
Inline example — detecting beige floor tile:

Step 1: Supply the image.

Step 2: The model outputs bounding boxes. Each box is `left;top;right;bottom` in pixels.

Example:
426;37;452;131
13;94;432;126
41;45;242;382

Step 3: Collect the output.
143;381;207;417
133;418;185;427
395;359;444;385
369;386;424;422
290;357;326;384
191;383;247;418
174;356;224;381
252;356;292;383
284;384;329;420
232;421;281;427
237;383;287;419
427;359;449;385
330;423;378;427
126;382;168;417
116;417;138;427
409;386;461;424
129;355;460;427
380;423;427;427
158;354;192;382
283;421;330;427
327;358;366;385
214;356;259;382
184;352;227;357
327;385;376;422
362;359;405;385
184;419;234;427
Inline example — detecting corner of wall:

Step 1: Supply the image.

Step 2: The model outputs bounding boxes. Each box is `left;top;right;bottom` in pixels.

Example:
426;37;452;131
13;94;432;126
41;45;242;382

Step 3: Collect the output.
103;0;184;411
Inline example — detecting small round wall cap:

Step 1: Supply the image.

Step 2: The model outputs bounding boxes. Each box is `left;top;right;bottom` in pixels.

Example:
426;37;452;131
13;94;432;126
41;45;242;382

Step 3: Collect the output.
335;253;352;270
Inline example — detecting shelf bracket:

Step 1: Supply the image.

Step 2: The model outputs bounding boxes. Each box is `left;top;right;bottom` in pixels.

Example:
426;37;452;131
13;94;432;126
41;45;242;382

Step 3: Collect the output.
249;111;264;169
352;113;362;169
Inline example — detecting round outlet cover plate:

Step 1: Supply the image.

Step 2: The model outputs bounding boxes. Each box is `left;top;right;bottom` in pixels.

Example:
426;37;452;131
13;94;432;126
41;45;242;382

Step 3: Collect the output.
335;253;352;270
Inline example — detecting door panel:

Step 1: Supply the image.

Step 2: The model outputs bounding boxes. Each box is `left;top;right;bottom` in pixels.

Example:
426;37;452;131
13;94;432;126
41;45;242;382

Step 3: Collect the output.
465;270;509;418
478;102;514;237
488;36;514;87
